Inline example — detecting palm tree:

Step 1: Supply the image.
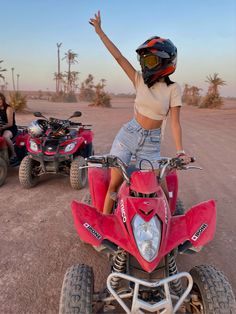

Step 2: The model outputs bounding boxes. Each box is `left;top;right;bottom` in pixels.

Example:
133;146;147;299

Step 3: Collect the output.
17;74;20;91
11;67;16;91
205;73;226;95
70;71;79;92
0;60;7;83
56;42;62;93
62;50;78;93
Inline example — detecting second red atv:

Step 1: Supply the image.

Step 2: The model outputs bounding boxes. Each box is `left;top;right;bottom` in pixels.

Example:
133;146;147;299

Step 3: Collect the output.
19;111;94;189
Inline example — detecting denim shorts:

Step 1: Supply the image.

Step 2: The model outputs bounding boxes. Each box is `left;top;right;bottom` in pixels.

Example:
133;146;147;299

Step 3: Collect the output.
110;118;161;169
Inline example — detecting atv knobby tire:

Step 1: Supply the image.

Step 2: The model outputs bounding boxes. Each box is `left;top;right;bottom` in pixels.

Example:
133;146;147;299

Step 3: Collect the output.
0;157;8;187
190;265;236;314
59;264;94;314
19;155;39;188
174;198;185;215
70;156;87;190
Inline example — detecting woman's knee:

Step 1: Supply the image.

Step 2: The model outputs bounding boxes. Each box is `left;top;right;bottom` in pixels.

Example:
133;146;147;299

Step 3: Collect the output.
3;130;13;140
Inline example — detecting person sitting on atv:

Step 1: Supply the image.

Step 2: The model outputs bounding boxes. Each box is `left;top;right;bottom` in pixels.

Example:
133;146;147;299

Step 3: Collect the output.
0;93;18;162
89;11;191;214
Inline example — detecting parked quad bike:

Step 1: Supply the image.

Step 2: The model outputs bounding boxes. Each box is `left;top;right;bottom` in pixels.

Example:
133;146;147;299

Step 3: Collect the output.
59;155;236;314
19;111;94;189
0;122;28;186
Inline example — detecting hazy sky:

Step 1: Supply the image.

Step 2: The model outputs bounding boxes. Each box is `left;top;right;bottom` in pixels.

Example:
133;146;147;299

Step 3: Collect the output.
1;0;236;96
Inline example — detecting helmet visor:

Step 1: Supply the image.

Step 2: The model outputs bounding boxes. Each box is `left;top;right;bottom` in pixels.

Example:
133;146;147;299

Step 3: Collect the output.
139;54;160;69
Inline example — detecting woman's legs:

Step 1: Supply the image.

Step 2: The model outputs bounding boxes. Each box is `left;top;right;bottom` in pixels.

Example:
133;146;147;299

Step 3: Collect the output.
103;168;124;215
3;130;16;157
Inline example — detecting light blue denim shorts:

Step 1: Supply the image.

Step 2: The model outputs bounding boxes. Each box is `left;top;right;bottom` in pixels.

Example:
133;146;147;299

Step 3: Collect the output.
110;118;161;169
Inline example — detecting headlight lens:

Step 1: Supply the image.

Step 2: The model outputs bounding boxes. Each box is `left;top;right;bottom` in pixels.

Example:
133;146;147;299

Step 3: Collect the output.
64;142;76;152
29;140;38;152
132;215;162;262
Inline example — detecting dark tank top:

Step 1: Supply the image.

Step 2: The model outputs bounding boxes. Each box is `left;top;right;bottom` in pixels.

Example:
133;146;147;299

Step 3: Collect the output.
0;105;18;137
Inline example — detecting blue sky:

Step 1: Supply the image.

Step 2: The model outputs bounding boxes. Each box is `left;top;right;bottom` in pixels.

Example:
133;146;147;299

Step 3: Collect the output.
1;0;236;96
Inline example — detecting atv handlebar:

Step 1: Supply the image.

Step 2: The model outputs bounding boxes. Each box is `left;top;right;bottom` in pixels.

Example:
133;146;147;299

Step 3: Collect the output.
85;155;202;183
158;157;201;180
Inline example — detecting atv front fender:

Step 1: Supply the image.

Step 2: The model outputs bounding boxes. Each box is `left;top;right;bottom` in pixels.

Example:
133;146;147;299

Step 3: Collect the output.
71;201;131;250
165;199;216;254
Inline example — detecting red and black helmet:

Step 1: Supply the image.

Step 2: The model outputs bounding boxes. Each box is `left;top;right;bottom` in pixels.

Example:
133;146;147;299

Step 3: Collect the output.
136;36;177;87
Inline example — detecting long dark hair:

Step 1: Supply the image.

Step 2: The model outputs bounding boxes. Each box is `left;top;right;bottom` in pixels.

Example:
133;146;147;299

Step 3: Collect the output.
0;93;8;111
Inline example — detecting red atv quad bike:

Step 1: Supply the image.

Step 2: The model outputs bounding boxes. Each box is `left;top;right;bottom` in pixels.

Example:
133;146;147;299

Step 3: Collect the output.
0;122;28;186
59;155;236;314
19;111;94;189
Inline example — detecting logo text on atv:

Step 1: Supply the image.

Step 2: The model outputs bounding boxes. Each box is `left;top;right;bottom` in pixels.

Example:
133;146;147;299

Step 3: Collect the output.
191;223;208;241
83;223;102;240
120;199;127;223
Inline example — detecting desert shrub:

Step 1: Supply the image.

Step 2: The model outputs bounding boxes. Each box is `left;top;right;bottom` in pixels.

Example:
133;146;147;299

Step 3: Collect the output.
9;91;27;111
79;82;95;101
89;80;111;108
91;91;111;107
186;94;201;106
79;75;95;102
51;91;77;103
182;84;201;106
200;73;226;108
64;91;77;103
200;92;223;109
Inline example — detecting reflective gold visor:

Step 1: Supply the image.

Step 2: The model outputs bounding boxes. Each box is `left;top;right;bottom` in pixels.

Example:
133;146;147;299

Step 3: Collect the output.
140;54;160;69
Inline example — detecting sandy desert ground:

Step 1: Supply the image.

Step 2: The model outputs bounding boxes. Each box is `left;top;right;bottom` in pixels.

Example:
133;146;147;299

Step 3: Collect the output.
0;97;236;313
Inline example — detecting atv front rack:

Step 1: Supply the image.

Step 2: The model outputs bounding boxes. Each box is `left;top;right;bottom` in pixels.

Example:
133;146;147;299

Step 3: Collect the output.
105;272;193;313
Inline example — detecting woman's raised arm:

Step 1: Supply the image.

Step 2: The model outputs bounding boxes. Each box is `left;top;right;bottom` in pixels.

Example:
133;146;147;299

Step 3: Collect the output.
89;11;136;85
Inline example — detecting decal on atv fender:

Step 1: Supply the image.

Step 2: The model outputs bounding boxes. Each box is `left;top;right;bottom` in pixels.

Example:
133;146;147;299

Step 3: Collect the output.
191;223;208;241
120;199;127;223
83;223;102;240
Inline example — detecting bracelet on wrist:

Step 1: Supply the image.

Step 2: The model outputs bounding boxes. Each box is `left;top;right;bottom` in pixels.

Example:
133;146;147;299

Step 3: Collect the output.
176;150;186;156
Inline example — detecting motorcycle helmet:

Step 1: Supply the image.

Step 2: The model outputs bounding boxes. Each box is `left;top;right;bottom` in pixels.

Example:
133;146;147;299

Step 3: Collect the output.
28;119;47;137
136;36;177;87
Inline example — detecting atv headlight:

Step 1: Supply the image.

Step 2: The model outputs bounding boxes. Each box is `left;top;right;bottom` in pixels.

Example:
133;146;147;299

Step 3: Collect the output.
29;140;38;152
64;142;76;152
132;215;162;262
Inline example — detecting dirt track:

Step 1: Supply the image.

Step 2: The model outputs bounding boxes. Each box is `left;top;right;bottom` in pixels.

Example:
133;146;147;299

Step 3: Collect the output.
0;98;235;313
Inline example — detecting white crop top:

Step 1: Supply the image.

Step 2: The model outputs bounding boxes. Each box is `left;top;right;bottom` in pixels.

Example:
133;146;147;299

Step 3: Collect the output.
134;71;183;121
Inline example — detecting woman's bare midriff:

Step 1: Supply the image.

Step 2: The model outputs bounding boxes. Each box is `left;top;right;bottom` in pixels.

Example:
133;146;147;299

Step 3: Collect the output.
135;112;163;130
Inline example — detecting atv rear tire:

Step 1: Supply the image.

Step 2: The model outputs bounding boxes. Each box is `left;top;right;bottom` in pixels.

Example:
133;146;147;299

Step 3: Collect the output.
59;264;94;314
70;156;87;190
0;157;8;187
190;265;236;314
19;155;39;188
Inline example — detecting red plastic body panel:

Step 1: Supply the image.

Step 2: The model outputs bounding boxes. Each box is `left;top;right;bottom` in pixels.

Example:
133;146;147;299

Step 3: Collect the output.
14;132;29;147
78;129;94;144
88;167;110;212
0;136;7;149
130;170;158;194
166;170;178;214
72;167;216;273
72;197;216;273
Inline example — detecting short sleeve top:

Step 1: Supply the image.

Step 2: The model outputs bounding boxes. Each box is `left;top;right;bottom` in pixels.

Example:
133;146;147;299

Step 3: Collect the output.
133;71;182;120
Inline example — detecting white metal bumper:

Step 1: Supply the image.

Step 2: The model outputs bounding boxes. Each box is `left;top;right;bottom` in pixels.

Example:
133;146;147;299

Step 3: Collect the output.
106;271;193;314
